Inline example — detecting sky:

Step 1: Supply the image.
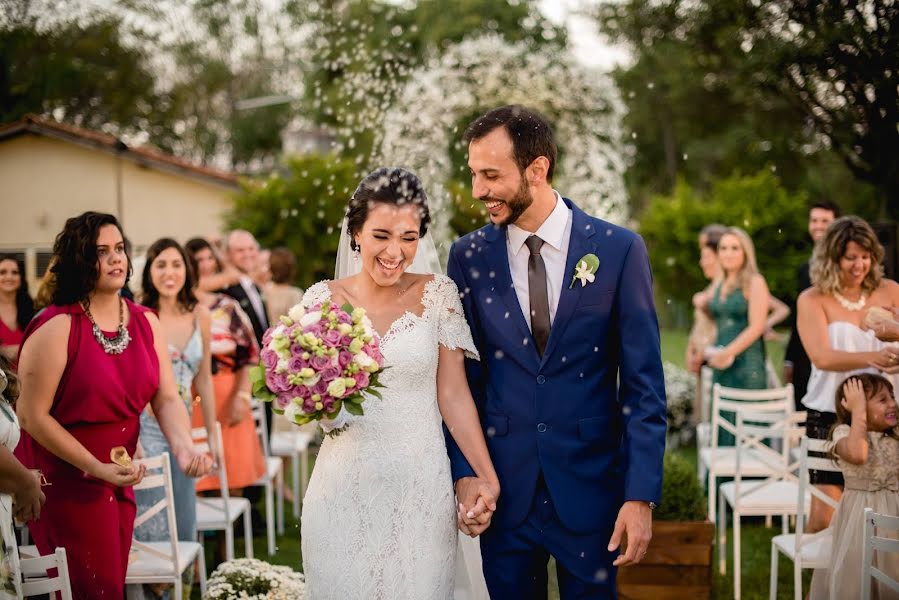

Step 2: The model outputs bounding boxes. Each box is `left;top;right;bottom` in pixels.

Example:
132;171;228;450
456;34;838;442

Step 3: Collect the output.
538;0;630;71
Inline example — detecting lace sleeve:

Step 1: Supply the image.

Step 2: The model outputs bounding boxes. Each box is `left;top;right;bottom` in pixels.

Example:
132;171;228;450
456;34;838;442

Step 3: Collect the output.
428;275;480;361
831;424;851;444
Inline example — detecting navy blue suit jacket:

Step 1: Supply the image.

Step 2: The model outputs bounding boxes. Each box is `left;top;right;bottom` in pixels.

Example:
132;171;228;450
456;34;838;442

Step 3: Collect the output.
446;198;667;534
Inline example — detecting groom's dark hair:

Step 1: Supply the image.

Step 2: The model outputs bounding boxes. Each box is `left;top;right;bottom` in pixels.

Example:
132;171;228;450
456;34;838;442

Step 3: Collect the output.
463;105;557;182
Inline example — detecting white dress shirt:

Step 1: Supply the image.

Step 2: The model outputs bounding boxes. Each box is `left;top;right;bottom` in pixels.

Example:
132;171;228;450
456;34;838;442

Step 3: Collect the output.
239;275;269;328
506;191;572;330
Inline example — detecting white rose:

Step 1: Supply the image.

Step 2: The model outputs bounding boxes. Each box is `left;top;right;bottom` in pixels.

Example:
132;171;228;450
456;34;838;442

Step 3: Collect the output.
288;304;306;323
327;379;347;398
299;310;321;329
353;351;374;369
283;400;301;423
276;358;289;373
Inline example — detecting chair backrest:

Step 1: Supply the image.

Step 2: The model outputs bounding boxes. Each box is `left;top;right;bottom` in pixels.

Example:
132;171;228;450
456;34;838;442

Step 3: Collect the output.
795;436;842;539
732;408;801;502
20;547;73;600
862;507;899;598
251;399;271;457
711;383;794;448
192;422;229;494
131;452;180;576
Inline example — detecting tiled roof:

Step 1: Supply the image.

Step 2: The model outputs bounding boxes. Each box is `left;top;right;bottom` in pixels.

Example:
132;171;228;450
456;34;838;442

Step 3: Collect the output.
0;114;239;188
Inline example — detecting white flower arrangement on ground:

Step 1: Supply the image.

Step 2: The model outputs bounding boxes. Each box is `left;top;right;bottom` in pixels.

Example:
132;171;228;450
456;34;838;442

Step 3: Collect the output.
663;361;697;449
204;558;305;600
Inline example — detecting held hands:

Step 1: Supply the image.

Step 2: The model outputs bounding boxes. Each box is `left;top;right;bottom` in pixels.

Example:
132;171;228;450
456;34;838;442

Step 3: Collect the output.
455;476;500;538
608;500;653;567
840;377;868;418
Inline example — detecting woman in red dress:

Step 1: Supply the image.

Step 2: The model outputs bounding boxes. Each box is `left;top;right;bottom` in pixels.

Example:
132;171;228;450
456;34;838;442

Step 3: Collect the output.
0;255;34;363
15;212;212;599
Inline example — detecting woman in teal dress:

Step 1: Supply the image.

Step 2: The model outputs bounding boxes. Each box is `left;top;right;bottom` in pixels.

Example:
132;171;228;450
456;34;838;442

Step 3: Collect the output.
705;228;770;445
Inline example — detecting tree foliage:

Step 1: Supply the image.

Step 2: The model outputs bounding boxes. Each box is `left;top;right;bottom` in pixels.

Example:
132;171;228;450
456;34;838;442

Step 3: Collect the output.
639;170;808;306
592;0;891;218
227;154;359;288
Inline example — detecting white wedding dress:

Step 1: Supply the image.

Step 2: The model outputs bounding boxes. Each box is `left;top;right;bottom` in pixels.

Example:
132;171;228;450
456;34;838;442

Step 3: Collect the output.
300;275;487;600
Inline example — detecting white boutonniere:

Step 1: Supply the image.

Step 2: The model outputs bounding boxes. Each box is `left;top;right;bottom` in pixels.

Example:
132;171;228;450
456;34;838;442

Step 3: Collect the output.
569;253;600;289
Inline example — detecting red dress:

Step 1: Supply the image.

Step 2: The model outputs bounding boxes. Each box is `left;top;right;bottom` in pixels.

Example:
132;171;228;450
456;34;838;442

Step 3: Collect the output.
0;318;23;347
15;300;159;599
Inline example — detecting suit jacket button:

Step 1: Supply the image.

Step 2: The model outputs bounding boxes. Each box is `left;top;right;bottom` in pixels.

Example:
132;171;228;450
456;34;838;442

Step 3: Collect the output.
536;375;546;385
537;423;547;433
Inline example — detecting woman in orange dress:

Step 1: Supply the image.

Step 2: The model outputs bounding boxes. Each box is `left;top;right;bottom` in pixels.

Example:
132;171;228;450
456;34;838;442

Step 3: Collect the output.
185;238;264;495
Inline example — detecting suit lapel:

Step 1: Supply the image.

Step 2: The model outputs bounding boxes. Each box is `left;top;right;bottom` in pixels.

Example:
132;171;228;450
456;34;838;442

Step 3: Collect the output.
482;224;538;357
541;200;597;364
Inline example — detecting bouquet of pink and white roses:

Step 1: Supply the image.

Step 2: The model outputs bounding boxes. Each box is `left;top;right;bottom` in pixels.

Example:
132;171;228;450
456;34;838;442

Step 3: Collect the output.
250;301;386;434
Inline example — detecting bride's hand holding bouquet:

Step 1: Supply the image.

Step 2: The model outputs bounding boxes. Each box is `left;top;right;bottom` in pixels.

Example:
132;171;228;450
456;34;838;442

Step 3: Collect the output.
250;301;387;436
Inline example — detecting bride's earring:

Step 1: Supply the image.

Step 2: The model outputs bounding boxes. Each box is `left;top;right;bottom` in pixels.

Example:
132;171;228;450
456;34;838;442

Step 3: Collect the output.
353;246;361;263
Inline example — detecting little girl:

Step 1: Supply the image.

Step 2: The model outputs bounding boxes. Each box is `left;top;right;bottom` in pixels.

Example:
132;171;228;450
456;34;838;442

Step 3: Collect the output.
811;373;899;598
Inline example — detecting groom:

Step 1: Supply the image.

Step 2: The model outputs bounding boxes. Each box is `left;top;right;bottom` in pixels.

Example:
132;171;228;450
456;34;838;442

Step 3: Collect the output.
446;105;667;598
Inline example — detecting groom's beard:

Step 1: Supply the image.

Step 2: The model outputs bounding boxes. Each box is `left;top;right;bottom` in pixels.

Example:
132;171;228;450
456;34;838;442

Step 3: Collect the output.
486;176;533;227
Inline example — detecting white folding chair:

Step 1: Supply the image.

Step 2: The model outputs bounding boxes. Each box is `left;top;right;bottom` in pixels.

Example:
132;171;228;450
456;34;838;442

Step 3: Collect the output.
194;422;253;561
247;399;284;555
126;452;207;598
20;547;73;599
862;507;899;599
270;425;315;518
700;384;794;523
769;435;839;600
699;365;714;423
718;409;806;600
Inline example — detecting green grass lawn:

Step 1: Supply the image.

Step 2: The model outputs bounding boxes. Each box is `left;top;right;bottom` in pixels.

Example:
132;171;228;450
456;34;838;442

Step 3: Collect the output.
188;327;799;599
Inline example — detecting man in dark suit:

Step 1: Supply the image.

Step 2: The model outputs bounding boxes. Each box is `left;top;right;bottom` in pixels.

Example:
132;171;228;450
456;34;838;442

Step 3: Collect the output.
447;106;666;598
783;200;840;410
221;229;271;534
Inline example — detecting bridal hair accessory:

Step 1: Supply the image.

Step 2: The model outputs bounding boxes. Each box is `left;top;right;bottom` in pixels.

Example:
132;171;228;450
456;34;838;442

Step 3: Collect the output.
251;301;386;437
834;291;867;312
81;298;131;354
569;253;600;289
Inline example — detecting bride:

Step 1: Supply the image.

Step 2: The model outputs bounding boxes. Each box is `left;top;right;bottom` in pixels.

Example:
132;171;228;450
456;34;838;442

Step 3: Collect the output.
300;167;497;599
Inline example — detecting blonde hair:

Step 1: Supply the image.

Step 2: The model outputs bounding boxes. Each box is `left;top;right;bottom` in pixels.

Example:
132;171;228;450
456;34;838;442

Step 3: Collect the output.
718;227;759;298
810;215;884;296
33;256;58;312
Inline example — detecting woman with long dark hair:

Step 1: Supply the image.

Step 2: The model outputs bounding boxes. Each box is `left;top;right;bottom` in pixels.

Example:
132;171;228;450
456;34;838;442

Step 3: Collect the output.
14;212;212;598
132;238;218;598
0;255;35;362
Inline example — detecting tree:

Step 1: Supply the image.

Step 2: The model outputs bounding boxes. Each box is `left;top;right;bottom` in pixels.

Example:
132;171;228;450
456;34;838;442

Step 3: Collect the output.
591;0;888;218
0;18;160;132
639;170;809;307
227;154;360;288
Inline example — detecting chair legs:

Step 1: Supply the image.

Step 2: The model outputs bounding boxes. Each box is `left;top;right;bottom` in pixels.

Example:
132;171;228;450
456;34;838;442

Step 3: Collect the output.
198;549;207;597
709;470;717;524
769;542;779;600
719;490;727;575
265;480;276;555
225;525;235;562
276;469;285;536
243;509;253;559
793;552;803;600
734;512;742;600
174;579;182;600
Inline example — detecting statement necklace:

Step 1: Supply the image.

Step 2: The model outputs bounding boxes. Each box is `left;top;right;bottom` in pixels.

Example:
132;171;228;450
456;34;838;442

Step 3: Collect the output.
81;298;131;355
834;290;867;312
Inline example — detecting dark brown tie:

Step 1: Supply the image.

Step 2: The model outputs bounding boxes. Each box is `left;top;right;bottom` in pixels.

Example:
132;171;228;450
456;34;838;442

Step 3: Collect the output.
525;235;551;356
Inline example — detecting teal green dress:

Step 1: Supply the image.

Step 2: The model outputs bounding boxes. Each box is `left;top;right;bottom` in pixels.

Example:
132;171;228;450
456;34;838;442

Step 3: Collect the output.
709;282;767;445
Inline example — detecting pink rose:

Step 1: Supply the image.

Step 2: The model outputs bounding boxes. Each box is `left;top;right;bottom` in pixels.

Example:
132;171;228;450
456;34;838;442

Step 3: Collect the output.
261;349;278;368
311;355;330;371
320;367;341;383
288;355;307;373
268;372;292;393
337;311;352;325
340;335;353;346
275;394;292;410
323;397;335;412
354;371;370;389
338;350;353;369
312;379;329;396
302;398;315;413
323;329;342;348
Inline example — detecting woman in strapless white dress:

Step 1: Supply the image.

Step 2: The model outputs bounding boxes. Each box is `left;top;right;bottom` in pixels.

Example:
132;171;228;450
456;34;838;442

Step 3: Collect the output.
797;215;899;535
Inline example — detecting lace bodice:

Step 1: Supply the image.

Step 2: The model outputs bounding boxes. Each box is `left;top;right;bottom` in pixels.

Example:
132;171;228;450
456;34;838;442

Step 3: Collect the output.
833;424;899;491
300;274;479;600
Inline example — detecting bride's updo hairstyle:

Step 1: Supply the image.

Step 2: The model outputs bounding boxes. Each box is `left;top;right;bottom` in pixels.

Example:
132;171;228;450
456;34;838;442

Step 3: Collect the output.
345;167;431;251
810;215;884;296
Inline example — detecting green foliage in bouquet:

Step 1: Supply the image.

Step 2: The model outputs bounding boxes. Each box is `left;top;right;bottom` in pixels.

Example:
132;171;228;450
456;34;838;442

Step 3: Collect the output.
655;453;707;522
